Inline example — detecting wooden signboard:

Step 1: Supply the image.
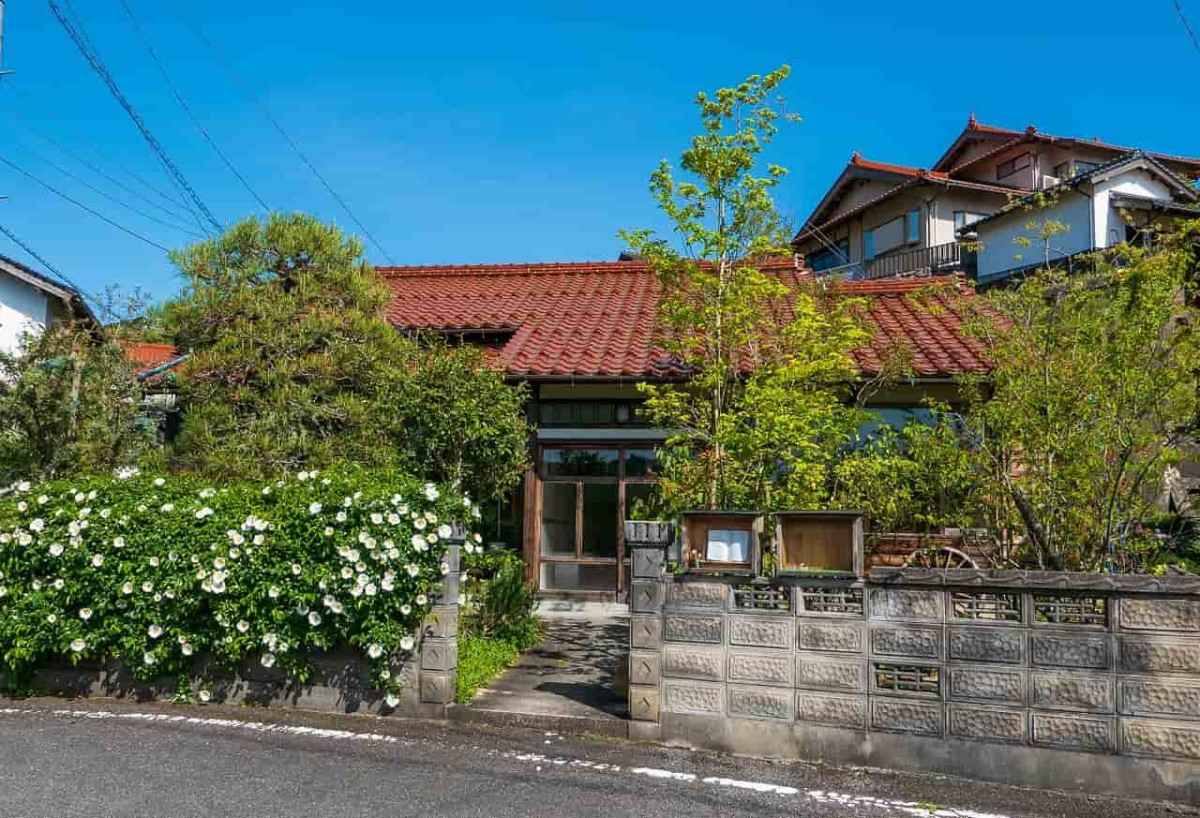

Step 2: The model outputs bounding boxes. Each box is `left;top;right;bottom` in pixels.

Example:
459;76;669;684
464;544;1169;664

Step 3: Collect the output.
774;511;864;577
680;511;763;575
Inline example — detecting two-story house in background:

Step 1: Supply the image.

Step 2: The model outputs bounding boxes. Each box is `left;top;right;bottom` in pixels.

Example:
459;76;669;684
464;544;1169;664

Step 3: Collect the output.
794;116;1200;283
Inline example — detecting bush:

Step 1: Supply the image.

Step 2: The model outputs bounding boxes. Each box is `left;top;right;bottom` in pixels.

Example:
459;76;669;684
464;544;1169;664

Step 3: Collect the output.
0;466;479;702
462;548;540;649
455;633;520;703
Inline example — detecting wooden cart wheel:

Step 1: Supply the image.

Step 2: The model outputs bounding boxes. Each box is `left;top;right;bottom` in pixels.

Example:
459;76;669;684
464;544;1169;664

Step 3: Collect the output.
903;546;978;570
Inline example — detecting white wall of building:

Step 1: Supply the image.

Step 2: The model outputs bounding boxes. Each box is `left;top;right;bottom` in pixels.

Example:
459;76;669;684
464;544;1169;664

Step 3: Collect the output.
974;188;1093;280
1092;169;1173;248
0;274;52;356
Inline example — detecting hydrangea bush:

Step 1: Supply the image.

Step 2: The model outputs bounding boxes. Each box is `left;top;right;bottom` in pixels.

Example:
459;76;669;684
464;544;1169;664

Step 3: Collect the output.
0;467;482;701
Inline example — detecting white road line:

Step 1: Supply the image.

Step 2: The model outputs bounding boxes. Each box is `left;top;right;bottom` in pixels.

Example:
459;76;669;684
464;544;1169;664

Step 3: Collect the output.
0;706;1013;818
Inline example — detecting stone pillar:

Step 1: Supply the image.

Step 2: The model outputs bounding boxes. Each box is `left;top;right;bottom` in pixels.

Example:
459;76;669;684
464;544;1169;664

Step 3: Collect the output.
625;520;673;740
418;522;463;718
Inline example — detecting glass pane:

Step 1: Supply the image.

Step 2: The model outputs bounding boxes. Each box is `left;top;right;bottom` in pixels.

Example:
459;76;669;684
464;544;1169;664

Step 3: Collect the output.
540;563;614;592
625;482;663;521
540;482;577;557
541;448;619;478
581;483;618;558
624;449;659;478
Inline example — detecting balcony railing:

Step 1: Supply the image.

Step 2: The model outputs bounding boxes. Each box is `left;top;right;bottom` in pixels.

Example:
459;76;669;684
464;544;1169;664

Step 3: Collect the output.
816;241;973;281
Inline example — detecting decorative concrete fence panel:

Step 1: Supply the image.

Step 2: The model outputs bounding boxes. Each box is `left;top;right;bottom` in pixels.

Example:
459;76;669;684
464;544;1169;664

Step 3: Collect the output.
626;523;1200;805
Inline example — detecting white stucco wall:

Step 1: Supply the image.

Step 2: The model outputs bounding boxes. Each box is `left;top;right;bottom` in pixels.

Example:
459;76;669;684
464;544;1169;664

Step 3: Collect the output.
0;274;52;356
1092;169;1173;248
974;188;1093;280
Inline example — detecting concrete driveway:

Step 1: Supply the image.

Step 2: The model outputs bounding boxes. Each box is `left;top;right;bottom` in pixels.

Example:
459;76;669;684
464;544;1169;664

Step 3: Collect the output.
0;699;1193;817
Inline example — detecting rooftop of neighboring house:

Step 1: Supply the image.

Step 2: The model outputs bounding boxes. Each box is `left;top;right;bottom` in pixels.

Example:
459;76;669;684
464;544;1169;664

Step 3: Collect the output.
377;259;989;381
118;340;187;382
796;116;1200;244
0;253;96;324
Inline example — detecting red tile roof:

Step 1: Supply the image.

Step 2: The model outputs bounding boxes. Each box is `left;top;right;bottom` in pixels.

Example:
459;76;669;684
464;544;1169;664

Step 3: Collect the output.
119;341;183;377
378;261;989;380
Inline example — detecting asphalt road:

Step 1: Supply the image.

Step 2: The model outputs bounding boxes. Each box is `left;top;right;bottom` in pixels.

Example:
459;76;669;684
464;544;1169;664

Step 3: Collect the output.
0;699;1194;818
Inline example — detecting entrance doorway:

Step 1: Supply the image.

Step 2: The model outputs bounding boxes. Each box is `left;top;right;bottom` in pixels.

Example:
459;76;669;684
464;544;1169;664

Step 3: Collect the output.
536;445;658;597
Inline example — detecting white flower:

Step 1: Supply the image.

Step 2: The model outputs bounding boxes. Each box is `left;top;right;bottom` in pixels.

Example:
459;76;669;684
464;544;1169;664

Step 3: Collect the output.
53;578;64;590
367;644;383;659
0;586;6;598
114;466;139;480
437;524;452;539
268;586;280;599
349;585;363;598
411;534;427;550
416;594;428;606
29;518;44;533
198;690;211;702
199;488;216;499
400;604;412;615
31;580;42;590
427;533;439;545
309;502;323;515
253;534;264;545
370;513;383;525
473;533;483;543
74;492;85;503
195;507;214;519
385;693;400;708
427;513;438;524
440;562;450;575
148;624;163;639
17;533;32;546
160;503;175;513
381;576;394;592
323;527;334;537
328;600;344;615
262;486;272;496
181;643;194;656
236;620;250;633
341;566;353;580
297;471;310;482
46;613;57;624
16;481;30;492
70;638;86;653
387;513;400;525
141;581;154;593
365;583;377;597
153;477;166;487
143;652;156;666
397;504;409;515
406;564;420;578
413;517;427;531
79;608;92;620
400;635;415;652
112;537;125;549
335;511;347;523
379;669;391;680
122;582;134;595
307;611;322;626
424;484;439;501
228;548;240;560
49;544;64;557
213;557;226;570
149;556;160;567
100;508;111;519
261;652;276;668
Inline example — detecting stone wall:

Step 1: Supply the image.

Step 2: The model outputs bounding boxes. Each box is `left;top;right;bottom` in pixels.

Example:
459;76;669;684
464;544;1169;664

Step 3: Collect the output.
627;525;1200;805
3;543;462;720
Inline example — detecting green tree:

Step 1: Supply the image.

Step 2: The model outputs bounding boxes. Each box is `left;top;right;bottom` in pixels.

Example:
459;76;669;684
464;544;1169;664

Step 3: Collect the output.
165;213;414;478
621;67;871;514
957;244;1199;570
164;213;528;499
0;323;152;482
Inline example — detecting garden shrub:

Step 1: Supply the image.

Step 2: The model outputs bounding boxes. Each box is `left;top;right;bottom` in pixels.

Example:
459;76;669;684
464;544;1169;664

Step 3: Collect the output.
462;548;541;650
0;466;482;704
455;632;520;703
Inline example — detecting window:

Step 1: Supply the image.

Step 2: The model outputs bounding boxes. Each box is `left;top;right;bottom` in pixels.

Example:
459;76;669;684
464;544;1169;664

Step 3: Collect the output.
1075;161;1100;175
538;402;642;427
808;238;850;272
996;152;1032;180
954;211;988;231
540;448;619;478
1052;160;1101;180
865;210;921;260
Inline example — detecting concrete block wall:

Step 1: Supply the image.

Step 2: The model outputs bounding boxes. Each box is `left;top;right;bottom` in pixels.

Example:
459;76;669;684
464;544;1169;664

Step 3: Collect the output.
626;527;1200;804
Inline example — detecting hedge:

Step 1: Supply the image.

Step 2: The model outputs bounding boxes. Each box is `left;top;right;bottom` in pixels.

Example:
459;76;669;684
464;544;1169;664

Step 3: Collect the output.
0;467;483;703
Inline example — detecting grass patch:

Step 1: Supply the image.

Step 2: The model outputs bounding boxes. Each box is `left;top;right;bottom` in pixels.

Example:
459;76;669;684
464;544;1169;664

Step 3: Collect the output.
455;633;521;703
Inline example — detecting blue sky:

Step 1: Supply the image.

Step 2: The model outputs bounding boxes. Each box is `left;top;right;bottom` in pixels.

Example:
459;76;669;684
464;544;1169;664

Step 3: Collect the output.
2;0;1199;305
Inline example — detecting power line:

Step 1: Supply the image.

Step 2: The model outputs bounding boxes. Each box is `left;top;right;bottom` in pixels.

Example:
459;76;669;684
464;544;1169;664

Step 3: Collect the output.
0;154;171;251
0;220;89;298
173;6;396;263
118;0;271;213
1176;0;1200;54
2;80;200;223
48;0;222;233
11;137;204;238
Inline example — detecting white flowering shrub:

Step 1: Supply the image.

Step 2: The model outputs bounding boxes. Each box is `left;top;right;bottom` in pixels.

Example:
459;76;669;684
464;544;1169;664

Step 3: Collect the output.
0;467;482;697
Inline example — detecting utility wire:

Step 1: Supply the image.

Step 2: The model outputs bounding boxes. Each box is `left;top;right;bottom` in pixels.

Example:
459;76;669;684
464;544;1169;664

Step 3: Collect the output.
12;138;204;238
1;81;199;222
118;0;271;213
48;0;222;233
0;154;171;252
173;6;396;262
0;220;90;299
1176;0;1200;54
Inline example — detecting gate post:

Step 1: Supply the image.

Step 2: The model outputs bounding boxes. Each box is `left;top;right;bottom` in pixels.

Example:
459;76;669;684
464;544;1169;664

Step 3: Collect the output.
418;522;464;718
625;520;673;741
